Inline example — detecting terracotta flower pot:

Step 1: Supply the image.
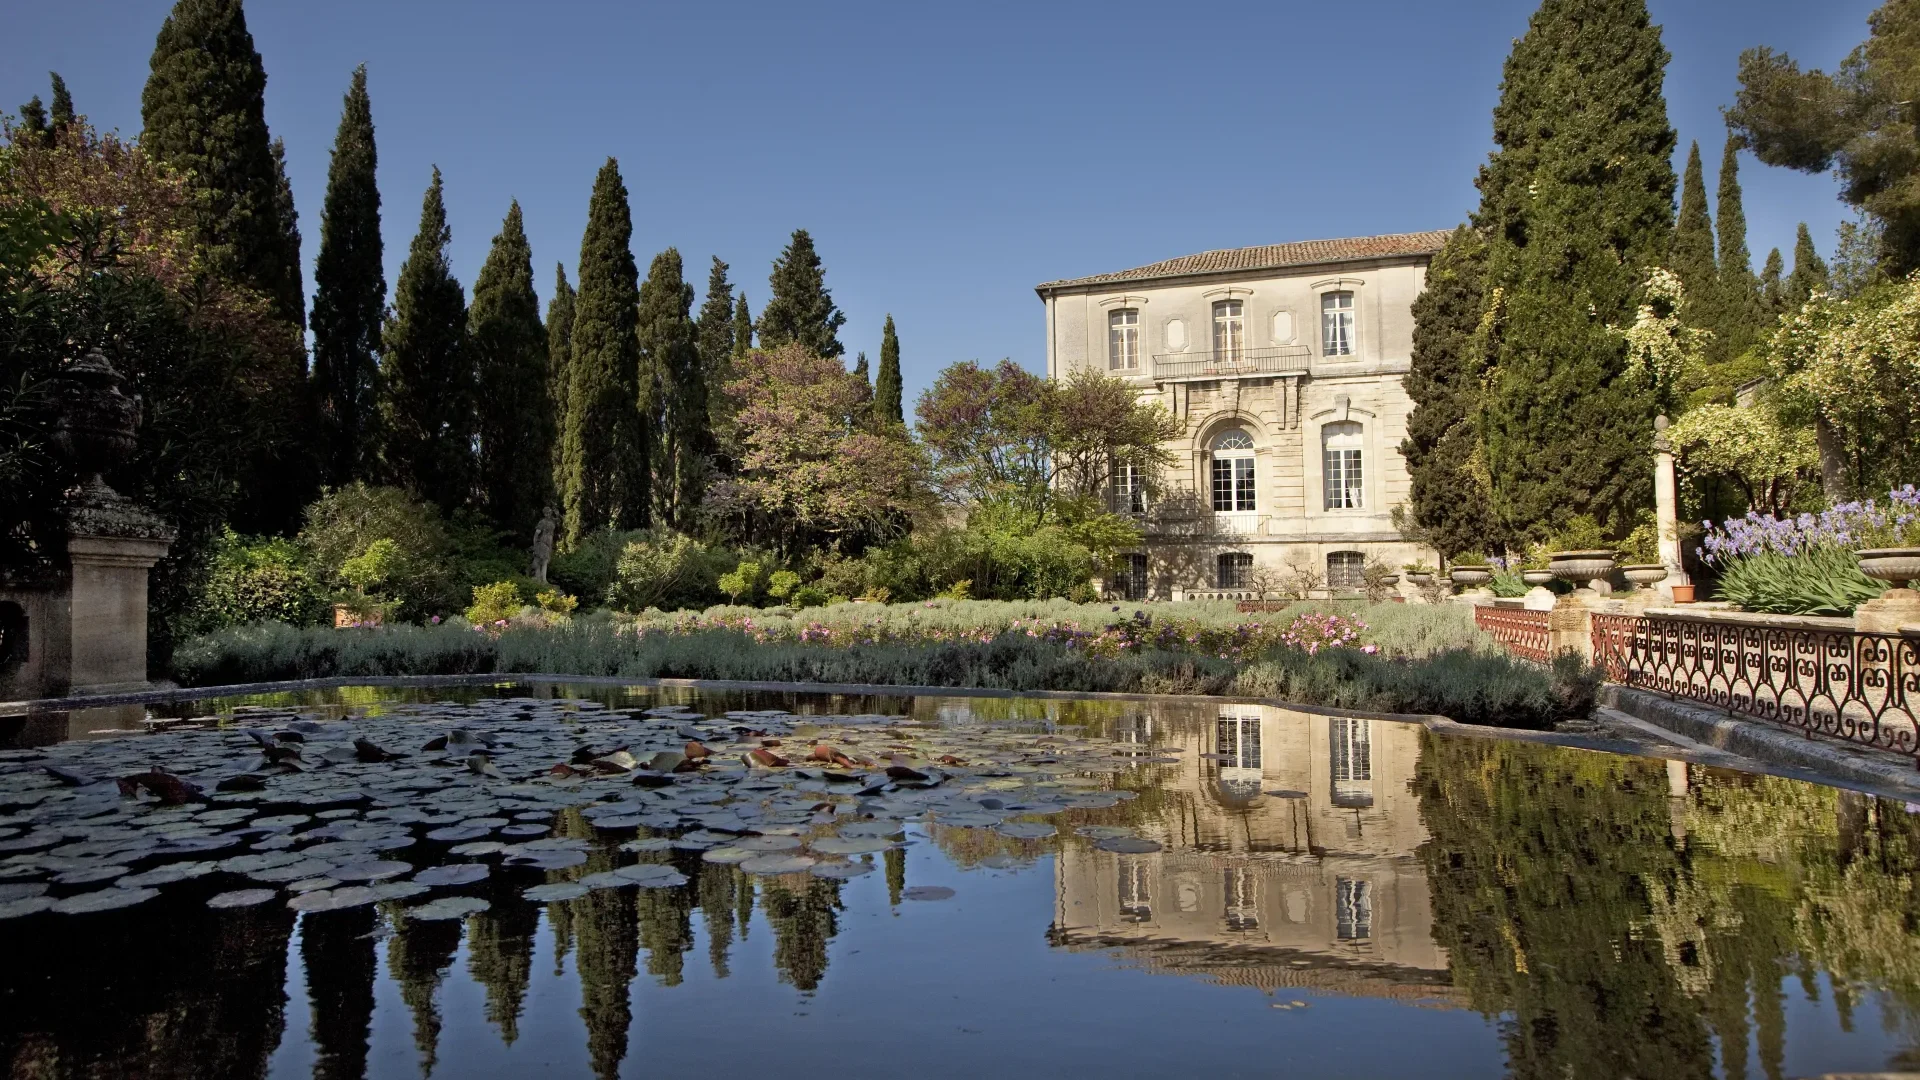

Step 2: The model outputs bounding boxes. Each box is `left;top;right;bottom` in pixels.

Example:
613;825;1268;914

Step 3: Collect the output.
1621;564;1669;586
1669;584;1696;603
1856;547;1920;590
1449;566;1493;587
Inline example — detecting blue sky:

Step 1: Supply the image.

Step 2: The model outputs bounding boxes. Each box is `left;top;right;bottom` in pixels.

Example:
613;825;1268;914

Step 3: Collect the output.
5;1;1878;405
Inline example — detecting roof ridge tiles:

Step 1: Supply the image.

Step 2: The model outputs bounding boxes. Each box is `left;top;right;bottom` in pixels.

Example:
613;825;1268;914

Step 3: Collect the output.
1037;229;1452;292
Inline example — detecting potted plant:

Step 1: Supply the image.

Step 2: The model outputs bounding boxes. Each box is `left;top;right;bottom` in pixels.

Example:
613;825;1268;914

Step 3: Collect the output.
1514;544;1556;587
1855;496;1920;589
1449;557;1494;587
1403;561;1436;586
1544;516;1617;593
1616;521;1668;587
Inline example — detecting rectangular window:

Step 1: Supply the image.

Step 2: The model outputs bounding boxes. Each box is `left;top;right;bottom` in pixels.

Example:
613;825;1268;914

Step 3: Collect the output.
1335;878;1372;941
1111;463;1146;514
1108;308;1139;370
1215;713;1262;768
1324;448;1363;509
1224;867;1260;932
1330;716;1372;782
1211;458;1255;512
1212;300;1245;363
1322;291;1355;356
1119;860;1151;921
1327;551;1366;590
1216;552;1253;589
1121;553;1148;599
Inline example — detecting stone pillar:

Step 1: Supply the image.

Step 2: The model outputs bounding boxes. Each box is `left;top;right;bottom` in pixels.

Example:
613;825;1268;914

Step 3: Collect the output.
1652;416;1692;602
1854;590;1920;633
1548;595;1597;661
65;534;172;695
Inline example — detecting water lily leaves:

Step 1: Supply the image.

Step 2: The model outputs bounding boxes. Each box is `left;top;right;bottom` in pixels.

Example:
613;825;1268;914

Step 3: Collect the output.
448;841;506;857
0;896;54;918
412;864;489;887
206;889;279;909
287;876;340;894
1074;826;1136;841
118;862;216;887
217;851;302;874
809;836;892;856
837;820;907;838
406;896;490;920
425;825;490;843
613;864;688;888
1093;836;1162;854
993;822;1056;840
370;881;430;902
330;860;411;882
0;882;48;902
740;854;815;875
51;887;159;914
250;859;339;884
701;846;752;865
579;871;630;890
734;835;803;852
287;886;380;912
809;861;875;880
902;886;956;901
52;865;132;886
499;824;549;838
523;882;590;902
931;812;998;829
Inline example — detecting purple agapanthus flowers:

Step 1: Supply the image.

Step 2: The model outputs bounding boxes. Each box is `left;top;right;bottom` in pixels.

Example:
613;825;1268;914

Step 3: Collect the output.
1699;486;1920;565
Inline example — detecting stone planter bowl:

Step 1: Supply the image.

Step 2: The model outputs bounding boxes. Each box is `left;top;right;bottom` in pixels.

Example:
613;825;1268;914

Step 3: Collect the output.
1405;572;1434;586
1621;564;1669;586
1379;574;1400;587
1520;570;1556;586
1856;547;1920;590
1449;566;1493;587
1549;550;1617;590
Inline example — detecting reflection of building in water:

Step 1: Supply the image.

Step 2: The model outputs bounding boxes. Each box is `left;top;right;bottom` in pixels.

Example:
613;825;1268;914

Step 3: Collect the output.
1054;705;1457;1003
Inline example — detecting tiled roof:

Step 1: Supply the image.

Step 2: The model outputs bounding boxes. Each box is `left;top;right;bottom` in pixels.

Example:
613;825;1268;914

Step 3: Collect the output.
1036;230;1453;292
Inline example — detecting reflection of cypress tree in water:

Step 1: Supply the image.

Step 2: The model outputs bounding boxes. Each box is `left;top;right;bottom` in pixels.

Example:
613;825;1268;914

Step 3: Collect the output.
549;883;576;975
885;844;905;906
636;868;695;985
696;859;737;978
1414;735;1715;1080
763;877;843;991
385;908;463;1076
0;901;295;1080
465;890;541;1045
735;864;754;943
303;908;379;1080
569;885;639;1080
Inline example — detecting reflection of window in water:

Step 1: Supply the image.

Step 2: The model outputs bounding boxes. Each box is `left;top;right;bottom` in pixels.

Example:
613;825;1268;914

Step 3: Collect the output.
1329;716;1373;807
1114;713;1153;744
1224;867;1259;932
1118;859;1151;922
1335;877;1372;941
1216;712;1262;768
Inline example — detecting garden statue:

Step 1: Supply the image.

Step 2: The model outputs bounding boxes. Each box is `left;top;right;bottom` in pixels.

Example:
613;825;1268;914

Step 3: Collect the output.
530;507;556;585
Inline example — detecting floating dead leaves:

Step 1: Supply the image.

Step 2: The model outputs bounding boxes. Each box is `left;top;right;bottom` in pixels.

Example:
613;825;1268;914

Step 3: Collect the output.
902;886;955;902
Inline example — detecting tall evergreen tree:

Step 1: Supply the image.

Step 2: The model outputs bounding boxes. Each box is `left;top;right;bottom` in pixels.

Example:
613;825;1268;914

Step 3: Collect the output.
267;137;304;332
1478;0;1677;540
47;73;73;129
1785;222;1829;308
852;352;869;384
546;265;575;505
1759;247;1785;315
379;168;473;514
696;256;734;377
561;159;648;543
731;293;753;360
141;0;299;324
471;201;550;540
1402;225;1502;560
875;314;904;426
1708;133;1764;361
310;64;383;487
16;96;48;142
756;229;845;358
638;248;706;527
1670;141;1716;320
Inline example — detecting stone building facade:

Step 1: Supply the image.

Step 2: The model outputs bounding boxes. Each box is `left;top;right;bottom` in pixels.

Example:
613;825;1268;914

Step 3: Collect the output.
1036;231;1449;599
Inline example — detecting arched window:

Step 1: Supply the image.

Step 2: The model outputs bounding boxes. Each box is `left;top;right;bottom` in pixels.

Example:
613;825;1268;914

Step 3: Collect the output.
1108;308;1139;370
1212;300;1245;363
1327;550;1365;589
1211;428;1256;512
1322;421;1363;509
1321;290;1355;356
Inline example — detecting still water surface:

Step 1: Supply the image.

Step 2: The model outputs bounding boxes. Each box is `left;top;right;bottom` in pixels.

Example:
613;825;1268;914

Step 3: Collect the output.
2;683;1917;1079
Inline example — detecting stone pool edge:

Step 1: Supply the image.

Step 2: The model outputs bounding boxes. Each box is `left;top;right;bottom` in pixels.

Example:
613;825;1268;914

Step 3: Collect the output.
9;672;1919;801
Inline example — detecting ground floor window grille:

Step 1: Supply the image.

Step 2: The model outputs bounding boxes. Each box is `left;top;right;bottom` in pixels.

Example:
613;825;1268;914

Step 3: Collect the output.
1327;550;1365;589
1335;877;1372;941
1216;552;1253;589
1224;867;1260;932
1117;553;1148;599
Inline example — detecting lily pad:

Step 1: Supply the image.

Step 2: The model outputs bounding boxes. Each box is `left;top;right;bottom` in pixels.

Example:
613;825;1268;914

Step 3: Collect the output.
619;837;673;853
52;865;133;886
0;882;49;902
287;886;380;912
809;861;876;880
412;863;490;887
994;822;1057;840
330;860;411;882
287;876;341;893
809;836;893;856
406;896;490;920
740;854;816;875
1075;825;1137;840
735;834;803;852
207;889;279;909
701;846;753;865
902;885;956;901
370;881;431;901
118;862;217;887
0;896;54;919
448;841;506;857
613;863;688;887
51;887;159;914
1093;836;1163;854
522;882;590;902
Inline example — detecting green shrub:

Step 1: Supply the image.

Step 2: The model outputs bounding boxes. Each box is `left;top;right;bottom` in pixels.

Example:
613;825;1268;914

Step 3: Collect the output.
466;581;526;625
189;530;328;632
549;528;648;608
1712;548;1885;616
536;589;578;617
717;559;765;605
170;620;498;686
766;570;801;601
300;484;458;619
607;531;722;612
1232;647;1595;729
792;584;828;608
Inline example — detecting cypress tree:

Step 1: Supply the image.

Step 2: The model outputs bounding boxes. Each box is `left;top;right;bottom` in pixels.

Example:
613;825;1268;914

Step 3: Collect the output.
756;229;845;357
268;137;304;332
141;0;299;324
379;168;473;514
48;73;73;129
696;256;734;380
1709;133;1763;361
310;65;383;487
471;201;550;540
561;158;648;544
1785;222;1829;308
547;264;575;504
638;248;705;527
1479;0;1676;541
17;96;48;142
1670;141;1716;321
731;293;753;360
852;352;869;384
1760;247;1785;315
875;314;904;426
1402;224;1502;560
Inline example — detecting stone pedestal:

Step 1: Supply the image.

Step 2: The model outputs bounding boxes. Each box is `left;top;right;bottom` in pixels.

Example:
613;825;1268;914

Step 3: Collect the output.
66;534;172;696
1521;586;1557;611
1855;588;1920;634
1548;593;1604;661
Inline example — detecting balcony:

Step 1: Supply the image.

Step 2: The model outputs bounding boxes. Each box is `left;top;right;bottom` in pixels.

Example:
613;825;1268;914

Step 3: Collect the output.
1150;345;1310;383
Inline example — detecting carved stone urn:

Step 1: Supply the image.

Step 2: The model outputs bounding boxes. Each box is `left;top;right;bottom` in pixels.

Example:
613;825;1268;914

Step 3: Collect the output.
1549;550;1618;594
1856;548;1920;590
1449;566;1493;587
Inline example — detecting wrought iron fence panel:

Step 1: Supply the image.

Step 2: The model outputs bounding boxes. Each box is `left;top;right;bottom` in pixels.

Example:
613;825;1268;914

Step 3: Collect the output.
1472;607;1553;665
1591;612;1919;765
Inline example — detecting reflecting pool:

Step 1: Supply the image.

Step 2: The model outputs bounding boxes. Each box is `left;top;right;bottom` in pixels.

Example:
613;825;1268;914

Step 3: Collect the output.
1;683;1917;1079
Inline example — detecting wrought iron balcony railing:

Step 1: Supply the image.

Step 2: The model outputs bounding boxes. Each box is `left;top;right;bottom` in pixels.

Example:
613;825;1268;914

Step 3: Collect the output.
1150;344;1311;382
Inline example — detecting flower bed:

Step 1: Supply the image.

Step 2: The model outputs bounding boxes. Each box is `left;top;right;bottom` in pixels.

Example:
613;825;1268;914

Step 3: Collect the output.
1698;488;1918;615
